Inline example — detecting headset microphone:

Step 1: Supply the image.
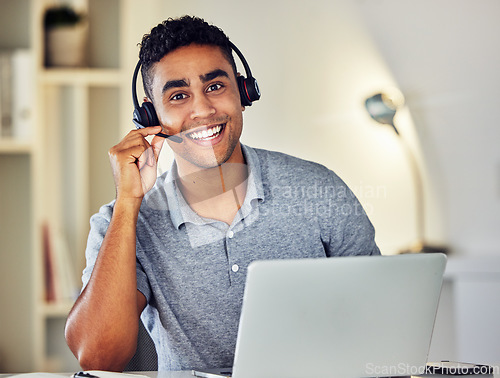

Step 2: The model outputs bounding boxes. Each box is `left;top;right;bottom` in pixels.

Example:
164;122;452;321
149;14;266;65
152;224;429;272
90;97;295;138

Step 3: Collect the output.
132;41;260;143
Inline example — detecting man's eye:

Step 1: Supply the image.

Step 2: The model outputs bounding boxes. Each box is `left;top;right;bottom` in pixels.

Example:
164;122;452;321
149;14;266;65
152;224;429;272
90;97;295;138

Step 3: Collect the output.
171;93;187;101
207;83;223;92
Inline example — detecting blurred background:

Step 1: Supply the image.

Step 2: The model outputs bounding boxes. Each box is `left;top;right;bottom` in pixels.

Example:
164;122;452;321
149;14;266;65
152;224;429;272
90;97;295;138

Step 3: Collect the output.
0;0;499;373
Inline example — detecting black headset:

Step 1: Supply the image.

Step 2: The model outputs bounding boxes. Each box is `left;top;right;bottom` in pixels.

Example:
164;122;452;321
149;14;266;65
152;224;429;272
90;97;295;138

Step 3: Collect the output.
132;41;260;143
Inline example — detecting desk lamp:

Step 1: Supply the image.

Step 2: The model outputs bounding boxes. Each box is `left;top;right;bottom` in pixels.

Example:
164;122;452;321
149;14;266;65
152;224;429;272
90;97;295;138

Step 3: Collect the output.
365;92;447;254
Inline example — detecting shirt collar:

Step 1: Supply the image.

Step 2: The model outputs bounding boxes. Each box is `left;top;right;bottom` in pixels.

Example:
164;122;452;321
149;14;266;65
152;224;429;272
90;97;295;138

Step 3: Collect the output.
164;144;264;230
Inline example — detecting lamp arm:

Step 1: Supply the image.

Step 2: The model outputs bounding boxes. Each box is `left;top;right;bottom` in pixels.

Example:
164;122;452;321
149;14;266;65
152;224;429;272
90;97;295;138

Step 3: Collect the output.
398;132;425;246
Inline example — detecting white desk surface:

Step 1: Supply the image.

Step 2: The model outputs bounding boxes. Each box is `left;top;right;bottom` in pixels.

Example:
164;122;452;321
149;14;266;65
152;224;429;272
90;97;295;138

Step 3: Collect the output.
2;371;499;378
128;369;500;378
132;372;496;378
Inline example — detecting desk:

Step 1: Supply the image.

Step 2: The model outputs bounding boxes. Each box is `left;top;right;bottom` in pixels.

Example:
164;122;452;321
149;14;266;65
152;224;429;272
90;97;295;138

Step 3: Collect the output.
139;372;500;378
430;256;500;363
2;371;500;378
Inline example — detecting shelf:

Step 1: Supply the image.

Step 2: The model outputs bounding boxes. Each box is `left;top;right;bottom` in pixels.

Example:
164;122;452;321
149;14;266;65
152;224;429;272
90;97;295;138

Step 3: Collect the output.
0;138;33;154
39;67;124;86
0;0;130;372
38;301;75;318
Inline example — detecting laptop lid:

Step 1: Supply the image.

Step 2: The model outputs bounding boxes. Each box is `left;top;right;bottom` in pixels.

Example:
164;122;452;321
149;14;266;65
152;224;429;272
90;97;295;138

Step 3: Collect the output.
231;253;447;378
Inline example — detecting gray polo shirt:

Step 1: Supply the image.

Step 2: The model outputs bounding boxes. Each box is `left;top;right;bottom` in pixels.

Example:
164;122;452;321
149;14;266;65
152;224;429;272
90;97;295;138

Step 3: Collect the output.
83;144;380;371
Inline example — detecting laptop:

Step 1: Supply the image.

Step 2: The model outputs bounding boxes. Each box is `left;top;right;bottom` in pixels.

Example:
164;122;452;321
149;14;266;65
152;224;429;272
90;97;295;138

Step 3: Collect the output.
193;253;447;378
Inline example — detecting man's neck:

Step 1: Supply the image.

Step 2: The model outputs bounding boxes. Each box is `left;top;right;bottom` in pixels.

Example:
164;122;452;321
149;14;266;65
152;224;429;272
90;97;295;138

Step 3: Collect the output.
177;162;248;203
175;146;248;224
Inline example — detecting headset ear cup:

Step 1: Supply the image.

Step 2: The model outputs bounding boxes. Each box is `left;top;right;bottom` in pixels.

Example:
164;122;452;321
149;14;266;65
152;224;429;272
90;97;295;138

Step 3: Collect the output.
237;76;251;107
237;75;261;107
244;76;261;103
141;101;160;126
133;107;143;126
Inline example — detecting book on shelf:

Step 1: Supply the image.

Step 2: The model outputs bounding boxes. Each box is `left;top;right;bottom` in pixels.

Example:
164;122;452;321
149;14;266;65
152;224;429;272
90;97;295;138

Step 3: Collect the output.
0;49;33;140
42;221;80;304
0;51;12;138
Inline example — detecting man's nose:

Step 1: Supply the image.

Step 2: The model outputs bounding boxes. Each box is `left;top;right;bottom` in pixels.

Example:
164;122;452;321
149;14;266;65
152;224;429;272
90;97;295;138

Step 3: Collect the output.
190;94;216;120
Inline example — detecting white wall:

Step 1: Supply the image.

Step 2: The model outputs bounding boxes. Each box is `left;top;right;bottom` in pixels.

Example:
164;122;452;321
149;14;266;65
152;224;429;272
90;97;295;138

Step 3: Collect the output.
356;0;500;257
126;0;500;257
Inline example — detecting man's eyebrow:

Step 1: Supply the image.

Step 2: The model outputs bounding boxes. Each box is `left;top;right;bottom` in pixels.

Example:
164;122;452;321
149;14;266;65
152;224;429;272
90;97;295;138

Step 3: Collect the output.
161;69;229;95
200;69;229;83
162;79;189;94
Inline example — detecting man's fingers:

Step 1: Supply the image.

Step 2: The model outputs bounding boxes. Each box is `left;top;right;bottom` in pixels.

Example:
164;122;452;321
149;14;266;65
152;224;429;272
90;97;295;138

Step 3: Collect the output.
110;140;150;163
133;125;163;138
137;146;154;170
108;126;164;200
151;135;165;162
111;127;160;159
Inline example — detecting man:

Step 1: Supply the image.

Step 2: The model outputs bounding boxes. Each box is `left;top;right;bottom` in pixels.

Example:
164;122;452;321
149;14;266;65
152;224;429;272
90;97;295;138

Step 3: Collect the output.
65;16;380;372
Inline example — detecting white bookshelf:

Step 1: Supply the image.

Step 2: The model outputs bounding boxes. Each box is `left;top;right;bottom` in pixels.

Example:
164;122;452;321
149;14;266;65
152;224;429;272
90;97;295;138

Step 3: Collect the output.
0;0;169;371
0;0;134;372
34;0;128;372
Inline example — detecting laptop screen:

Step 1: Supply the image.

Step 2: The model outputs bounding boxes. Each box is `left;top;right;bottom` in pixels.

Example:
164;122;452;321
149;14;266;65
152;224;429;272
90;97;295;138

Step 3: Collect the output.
231;254;446;378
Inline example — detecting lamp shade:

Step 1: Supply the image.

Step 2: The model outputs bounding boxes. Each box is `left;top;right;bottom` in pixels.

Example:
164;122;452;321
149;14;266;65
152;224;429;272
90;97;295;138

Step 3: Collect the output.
365;92;404;134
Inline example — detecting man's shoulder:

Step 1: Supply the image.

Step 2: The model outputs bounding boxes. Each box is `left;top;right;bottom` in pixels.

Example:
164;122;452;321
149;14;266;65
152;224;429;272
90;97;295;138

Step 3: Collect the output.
90;199;115;224
251;146;335;181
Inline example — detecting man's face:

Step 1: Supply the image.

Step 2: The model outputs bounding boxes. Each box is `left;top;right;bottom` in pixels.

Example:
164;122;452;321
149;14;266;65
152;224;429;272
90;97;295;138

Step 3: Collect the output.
149;43;244;171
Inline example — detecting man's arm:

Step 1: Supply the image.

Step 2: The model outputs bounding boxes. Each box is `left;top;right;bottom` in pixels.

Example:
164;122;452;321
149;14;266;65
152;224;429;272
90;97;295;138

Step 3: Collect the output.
65;127;164;371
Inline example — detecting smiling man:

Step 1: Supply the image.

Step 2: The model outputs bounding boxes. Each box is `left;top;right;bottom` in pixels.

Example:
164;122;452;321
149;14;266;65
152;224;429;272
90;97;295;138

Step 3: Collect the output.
65;16;380;372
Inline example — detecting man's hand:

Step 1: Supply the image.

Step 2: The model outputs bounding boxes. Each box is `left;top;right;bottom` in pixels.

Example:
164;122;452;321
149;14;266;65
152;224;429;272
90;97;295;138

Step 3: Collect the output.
108;126;165;200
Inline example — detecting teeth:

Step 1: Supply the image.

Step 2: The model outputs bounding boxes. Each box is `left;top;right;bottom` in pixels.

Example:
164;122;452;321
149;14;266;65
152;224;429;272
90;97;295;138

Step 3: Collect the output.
188;124;223;140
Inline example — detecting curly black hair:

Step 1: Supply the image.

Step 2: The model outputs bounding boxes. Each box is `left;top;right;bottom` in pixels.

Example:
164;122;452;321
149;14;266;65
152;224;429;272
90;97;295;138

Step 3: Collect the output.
139;15;237;99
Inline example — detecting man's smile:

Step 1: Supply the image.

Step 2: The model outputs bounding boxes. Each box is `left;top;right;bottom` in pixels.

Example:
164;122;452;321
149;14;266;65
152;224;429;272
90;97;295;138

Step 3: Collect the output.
186;123;225;141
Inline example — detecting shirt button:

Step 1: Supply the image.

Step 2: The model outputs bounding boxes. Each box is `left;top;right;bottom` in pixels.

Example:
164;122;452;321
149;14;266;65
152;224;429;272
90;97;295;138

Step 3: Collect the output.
227;230;234;238
232;264;239;272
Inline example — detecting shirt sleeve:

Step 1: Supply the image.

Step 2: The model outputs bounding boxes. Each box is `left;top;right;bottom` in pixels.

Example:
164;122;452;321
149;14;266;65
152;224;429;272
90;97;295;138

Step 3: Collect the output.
81;202;114;289
135;253;152;302
321;171;381;257
82;201;152;302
